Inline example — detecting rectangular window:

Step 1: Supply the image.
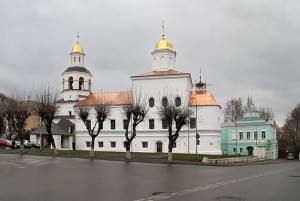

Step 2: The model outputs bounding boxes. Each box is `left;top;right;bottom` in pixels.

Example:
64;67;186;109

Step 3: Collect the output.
254;131;258;139
246;132;250;140
262;131;266;139
239;132;243;140
98;141;103;148
190;118;196;129
142;141;148;148
69;111;72;116
240;148;243;153
173;142;177;148
233;148;236;153
86;120;91;130
86;141;91;147
111;141;116;148
123;119;128;130
111;120;116;130
162;119;168;129
231;131;236;140
149;119;155;129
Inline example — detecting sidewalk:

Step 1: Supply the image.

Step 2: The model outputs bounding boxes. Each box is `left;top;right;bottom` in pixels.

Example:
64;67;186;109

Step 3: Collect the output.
0;149;292;166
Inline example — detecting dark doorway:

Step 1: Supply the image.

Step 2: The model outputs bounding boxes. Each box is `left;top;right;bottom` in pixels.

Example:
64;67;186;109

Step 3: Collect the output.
247;146;254;156
156;142;162;153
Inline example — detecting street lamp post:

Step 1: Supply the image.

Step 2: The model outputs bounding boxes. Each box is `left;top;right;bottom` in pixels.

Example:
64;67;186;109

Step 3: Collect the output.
191;96;200;160
39;118;42;151
194;99;200;160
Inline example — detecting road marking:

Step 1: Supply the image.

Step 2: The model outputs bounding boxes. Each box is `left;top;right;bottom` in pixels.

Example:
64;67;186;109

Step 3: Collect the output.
134;165;300;201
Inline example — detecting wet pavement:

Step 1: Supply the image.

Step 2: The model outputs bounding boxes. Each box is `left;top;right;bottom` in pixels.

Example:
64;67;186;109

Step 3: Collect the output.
0;154;299;201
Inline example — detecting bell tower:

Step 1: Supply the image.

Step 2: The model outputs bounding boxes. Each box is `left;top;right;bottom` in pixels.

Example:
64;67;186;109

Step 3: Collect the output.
61;33;93;101
151;22;177;71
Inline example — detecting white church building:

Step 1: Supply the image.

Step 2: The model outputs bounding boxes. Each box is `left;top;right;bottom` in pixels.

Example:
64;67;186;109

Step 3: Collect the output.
54;30;222;155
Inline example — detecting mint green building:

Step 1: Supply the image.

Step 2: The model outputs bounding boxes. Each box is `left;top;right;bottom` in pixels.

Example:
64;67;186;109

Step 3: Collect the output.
221;107;278;160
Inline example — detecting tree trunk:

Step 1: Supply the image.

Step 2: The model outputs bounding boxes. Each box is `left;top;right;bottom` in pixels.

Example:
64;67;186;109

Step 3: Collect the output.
168;152;173;162
20;145;24;153
89;149;95;158
50;135;58;155
125;141;131;159
90;137;95;158
126;151;131;160
53;147;58;155
168;142;173;162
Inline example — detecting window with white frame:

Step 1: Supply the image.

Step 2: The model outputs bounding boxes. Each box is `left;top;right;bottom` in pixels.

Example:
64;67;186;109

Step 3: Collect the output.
173;142;177;148
262;131;266;139
111;141;116;148
98;141;103;148
231;131;236;140
149;119;155;129
149;98;154;108
86;141;91;147
142;141;148;148
111;120;116;130
175;97;181;107
246;132;250;140
162;119;168;129
86;120;91;130
190;118;196;129
162;97;168;107
123;119;128;130
239;132;243;140
254;131;258;139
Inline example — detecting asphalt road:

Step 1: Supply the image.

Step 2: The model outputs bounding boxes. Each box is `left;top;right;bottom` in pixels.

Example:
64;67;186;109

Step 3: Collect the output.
0;154;299;201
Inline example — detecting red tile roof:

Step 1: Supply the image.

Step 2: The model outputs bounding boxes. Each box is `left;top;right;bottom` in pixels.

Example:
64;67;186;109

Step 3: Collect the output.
75;91;133;107
189;91;220;107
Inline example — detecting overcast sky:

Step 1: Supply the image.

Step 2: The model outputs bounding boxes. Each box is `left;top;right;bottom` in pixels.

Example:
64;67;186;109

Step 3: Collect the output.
1;0;299;126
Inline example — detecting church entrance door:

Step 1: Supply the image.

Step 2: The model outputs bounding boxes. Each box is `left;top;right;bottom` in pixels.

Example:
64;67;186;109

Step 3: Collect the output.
156;142;162;153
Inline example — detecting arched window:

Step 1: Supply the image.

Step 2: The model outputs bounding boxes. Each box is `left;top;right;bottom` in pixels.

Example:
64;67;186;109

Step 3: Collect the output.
79;77;84;90
162;97;168;107
149;98;154;108
68;77;73;90
175;97;181;107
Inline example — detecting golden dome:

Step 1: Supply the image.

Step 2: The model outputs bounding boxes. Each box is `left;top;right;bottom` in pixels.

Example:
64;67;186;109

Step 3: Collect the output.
72;42;84;53
154;37;174;51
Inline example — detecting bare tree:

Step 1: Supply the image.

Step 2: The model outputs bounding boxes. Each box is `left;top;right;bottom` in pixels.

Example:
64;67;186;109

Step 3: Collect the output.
0;96;5;137
75;99;110;157
223;97;244;122
258;106;274;121
158;98;193;162
123;96;148;160
2;89;30;151
0;113;4;137
33;86;59;155
282;104;300;158
276;126;292;158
